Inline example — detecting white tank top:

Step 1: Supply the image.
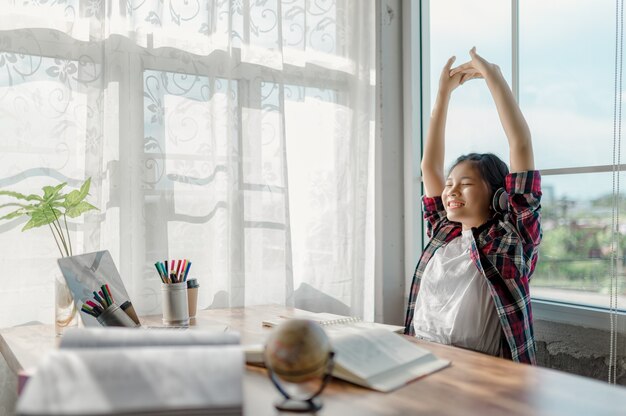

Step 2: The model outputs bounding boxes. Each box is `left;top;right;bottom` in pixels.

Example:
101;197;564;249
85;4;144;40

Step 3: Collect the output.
413;230;502;356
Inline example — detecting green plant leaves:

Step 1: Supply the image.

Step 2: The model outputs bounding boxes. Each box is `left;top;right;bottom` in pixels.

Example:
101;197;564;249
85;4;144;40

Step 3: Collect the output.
0;209;28;221
0;179;98;257
0;202;36;221
42;182;67;203
64;177;91;208
0;178;98;231
66;201;98;218
0;190;42;201
22;206;63;231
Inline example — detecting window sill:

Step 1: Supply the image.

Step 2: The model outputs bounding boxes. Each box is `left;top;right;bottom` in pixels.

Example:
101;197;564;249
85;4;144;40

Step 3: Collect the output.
532;298;626;333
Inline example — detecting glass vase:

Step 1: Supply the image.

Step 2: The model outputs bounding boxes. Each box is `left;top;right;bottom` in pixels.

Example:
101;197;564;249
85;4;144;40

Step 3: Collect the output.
55;273;78;336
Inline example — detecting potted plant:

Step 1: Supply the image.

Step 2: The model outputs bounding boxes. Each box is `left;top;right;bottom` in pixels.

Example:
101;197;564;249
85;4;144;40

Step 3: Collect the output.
0;178;99;334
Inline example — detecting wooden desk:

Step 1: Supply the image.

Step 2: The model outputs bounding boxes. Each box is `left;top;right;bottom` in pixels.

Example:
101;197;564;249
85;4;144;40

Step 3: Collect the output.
1;305;625;416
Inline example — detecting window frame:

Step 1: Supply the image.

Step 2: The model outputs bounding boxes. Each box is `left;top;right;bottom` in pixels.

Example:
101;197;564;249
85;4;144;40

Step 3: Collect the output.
410;0;626;332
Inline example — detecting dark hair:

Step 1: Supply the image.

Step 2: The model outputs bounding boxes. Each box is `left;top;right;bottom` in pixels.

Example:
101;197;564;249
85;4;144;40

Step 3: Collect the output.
448;153;509;195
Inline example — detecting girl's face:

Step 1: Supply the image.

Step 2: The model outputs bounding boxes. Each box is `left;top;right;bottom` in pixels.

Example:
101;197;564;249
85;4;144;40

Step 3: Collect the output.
442;161;492;230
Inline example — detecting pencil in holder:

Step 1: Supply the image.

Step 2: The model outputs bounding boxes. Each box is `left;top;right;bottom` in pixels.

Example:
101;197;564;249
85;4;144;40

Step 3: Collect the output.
96;303;140;327
161;282;189;326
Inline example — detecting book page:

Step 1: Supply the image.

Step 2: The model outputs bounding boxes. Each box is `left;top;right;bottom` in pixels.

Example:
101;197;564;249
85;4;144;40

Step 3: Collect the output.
365;354;450;391
330;329;433;380
60;327;239;349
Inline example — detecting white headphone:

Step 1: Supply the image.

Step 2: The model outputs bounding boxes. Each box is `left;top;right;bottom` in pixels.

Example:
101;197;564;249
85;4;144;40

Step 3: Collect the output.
492;187;508;214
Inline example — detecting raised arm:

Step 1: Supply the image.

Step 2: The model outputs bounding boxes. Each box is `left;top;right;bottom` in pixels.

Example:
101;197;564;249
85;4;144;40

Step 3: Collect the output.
450;47;534;172
422;56;465;196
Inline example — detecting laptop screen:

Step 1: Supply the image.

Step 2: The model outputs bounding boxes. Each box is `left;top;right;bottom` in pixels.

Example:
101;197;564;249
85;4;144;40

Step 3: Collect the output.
57;250;133;327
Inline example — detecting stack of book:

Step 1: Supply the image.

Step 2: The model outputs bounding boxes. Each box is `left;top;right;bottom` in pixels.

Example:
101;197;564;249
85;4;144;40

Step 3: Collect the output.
16;328;243;416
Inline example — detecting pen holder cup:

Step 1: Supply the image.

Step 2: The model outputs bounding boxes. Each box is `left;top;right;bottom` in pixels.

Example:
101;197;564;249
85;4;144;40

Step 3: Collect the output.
161;282;190;326
96;303;140;328
187;279;200;319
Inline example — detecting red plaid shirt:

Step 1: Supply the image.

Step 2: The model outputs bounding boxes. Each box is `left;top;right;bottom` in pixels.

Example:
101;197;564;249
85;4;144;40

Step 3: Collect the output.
404;170;542;364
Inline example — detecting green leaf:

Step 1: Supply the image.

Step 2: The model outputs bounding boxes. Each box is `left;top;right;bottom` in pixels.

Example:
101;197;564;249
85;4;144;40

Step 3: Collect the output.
0;190;42;201
65;201;98;218
22;208;61;231
0;202;29;209
0;203;38;220
64;178;92;208
49;200;65;209
42;182;67;203
31;204;61;222
64;189;83;208
0;209;27;221
79;177;91;198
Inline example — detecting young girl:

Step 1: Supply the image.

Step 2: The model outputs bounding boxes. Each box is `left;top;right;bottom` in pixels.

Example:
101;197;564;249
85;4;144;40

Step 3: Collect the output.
403;47;542;365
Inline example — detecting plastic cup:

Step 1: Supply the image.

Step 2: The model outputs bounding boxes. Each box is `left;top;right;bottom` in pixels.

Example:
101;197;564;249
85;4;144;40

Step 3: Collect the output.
187;279;200;319
120;300;141;325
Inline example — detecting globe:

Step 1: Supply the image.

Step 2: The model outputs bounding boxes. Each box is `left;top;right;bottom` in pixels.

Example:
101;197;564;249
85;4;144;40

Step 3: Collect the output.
264;319;334;411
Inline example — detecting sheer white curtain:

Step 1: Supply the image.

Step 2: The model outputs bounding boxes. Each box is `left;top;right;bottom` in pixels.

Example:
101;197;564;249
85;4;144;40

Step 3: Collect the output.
0;0;375;327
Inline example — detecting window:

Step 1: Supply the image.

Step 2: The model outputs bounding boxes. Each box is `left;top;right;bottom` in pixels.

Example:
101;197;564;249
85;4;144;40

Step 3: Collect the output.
425;0;626;311
520;0;623;309
0;1;376;327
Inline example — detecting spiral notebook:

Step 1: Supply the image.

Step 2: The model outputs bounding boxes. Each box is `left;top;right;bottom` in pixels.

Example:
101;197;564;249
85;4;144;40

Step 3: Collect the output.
261;310;405;333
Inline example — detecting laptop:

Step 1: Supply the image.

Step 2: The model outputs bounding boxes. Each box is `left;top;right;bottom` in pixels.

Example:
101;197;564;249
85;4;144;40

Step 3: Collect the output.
57;250;134;327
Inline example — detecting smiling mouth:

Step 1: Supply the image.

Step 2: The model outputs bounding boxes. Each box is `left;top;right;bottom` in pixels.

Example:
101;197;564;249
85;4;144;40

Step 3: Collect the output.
447;201;465;209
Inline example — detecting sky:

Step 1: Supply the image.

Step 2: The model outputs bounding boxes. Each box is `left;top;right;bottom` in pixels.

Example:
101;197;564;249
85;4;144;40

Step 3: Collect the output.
429;0;617;202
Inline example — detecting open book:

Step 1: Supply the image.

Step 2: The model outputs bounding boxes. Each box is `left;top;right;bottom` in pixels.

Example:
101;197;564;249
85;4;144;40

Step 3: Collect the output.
262;310;405;333
16;328;243;416
328;327;450;392
251;322;450;393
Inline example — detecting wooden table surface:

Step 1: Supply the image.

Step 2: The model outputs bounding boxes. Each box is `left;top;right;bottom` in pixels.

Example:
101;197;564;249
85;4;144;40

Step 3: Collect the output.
2;305;625;416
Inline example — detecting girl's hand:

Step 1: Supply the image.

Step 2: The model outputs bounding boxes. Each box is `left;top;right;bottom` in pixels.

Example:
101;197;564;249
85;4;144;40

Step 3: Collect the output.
449;47;501;83
451;47;534;172
438;56;465;96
